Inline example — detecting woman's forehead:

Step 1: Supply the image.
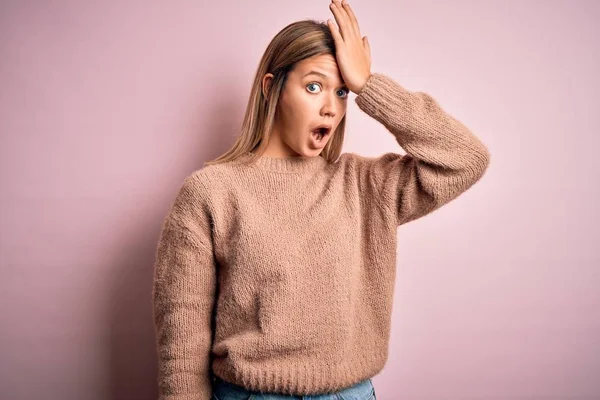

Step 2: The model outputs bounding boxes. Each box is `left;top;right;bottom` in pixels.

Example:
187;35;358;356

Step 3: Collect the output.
292;59;344;85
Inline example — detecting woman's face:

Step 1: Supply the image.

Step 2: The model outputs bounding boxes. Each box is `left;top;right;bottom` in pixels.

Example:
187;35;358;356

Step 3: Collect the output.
261;53;349;158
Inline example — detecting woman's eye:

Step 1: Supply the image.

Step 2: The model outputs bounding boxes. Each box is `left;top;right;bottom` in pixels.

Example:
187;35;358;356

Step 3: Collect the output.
306;83;322;93
306;83;349;99
337;88;349;99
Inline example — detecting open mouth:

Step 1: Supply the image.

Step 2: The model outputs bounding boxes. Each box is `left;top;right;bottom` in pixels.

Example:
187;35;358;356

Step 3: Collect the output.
311;126;332;142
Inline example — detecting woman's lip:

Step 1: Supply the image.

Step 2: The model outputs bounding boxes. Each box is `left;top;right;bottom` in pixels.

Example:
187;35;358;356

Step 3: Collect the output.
310;128;331;135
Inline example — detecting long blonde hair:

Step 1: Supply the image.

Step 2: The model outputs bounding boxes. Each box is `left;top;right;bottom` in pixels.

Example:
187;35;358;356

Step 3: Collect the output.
204;19;346;167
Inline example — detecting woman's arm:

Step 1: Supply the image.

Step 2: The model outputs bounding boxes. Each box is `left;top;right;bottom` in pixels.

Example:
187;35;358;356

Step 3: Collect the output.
152;174;216;400
355;73;491;226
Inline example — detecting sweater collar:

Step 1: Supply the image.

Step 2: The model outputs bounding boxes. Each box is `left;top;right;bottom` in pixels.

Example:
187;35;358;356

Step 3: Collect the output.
240;151;328;173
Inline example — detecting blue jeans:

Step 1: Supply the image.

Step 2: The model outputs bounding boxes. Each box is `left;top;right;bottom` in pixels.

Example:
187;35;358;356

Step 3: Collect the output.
212;375;377;400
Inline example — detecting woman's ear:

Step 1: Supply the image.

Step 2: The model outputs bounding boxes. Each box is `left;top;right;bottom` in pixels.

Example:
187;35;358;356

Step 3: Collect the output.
262;73;274;98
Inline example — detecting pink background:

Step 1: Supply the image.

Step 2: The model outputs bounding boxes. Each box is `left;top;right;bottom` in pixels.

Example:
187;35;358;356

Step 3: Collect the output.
1;1;599;399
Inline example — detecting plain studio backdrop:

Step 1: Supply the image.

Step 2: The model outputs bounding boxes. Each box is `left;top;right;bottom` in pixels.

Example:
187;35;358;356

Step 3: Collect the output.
1;1;598;399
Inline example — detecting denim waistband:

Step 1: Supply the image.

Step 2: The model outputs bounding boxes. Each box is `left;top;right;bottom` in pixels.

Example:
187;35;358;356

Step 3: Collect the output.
213;374;374;399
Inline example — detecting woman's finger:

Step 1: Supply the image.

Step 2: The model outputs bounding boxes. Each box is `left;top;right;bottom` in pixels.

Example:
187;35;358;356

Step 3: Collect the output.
329;0;352;40
341;0;360;37
327;19;343;45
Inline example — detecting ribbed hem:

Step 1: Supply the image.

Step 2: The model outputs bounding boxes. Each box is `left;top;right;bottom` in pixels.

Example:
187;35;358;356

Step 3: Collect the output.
237;151;329;174
211;350;386;396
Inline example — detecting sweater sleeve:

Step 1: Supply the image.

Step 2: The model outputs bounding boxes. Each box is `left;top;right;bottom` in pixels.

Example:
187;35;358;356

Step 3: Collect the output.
354;73;491;226
152;174;217;400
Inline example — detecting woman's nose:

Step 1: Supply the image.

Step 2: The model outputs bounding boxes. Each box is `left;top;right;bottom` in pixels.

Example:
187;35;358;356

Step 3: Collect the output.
320;95;337;117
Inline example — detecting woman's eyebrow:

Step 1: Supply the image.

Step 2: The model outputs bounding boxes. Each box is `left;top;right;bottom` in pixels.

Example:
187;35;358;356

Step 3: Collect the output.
302;70;346;87
303;70;328;79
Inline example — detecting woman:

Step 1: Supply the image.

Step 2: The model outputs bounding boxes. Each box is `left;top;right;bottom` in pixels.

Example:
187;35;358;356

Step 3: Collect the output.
152;1;491;399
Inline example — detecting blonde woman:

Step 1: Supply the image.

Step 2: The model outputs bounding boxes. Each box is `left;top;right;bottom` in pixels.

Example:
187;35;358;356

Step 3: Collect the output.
152;1;490;399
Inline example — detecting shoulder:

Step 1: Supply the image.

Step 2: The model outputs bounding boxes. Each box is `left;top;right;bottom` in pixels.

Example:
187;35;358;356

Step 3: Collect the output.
338;151;378;163
337;151;403;171
184;164;220;190
179;159;240;203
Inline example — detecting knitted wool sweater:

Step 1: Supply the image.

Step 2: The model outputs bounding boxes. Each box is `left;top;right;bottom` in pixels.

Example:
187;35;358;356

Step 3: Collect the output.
152;72;490;400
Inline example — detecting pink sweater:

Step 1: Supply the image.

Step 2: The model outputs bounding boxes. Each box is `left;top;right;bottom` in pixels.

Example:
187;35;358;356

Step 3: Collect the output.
152;73;490;399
